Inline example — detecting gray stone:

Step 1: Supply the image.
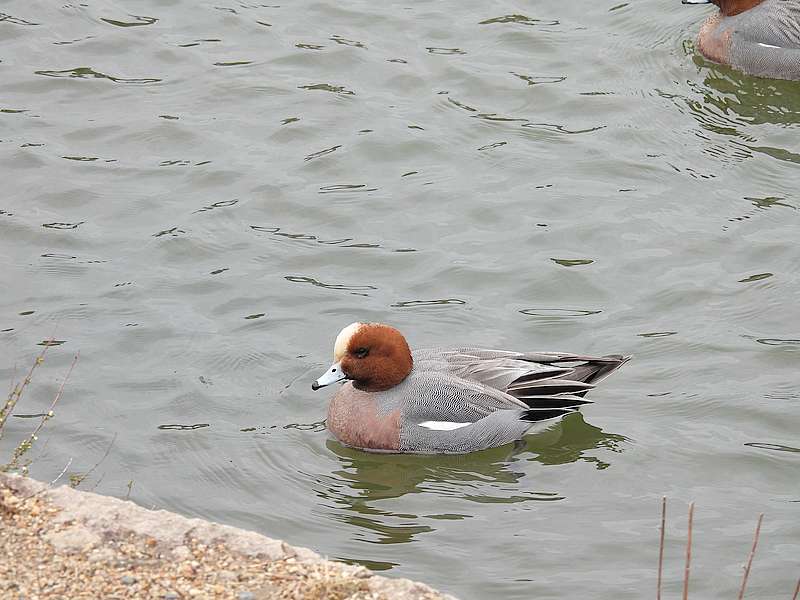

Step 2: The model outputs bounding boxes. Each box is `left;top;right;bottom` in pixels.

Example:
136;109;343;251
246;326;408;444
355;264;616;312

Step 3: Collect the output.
238;592;255;600
121;575;136;585
171;545;191;561
88;547;116;563
44;526;100;553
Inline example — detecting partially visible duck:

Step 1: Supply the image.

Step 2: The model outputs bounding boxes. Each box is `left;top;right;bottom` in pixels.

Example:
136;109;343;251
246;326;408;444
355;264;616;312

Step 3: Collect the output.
312;322;630;454
684;0;800;81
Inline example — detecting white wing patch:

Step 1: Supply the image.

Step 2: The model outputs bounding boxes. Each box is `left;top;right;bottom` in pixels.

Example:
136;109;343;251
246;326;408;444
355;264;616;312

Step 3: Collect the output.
758;43;780;49
418;421;472;431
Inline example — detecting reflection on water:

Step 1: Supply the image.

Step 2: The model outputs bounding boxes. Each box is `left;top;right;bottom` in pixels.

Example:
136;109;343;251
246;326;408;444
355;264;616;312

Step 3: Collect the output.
312;413;626;558
525;412;627;469
689;51;800;127
684;45;800;164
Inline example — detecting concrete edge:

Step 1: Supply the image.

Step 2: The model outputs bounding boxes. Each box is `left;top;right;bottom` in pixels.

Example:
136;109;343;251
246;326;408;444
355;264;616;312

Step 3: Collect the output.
1;473;458;600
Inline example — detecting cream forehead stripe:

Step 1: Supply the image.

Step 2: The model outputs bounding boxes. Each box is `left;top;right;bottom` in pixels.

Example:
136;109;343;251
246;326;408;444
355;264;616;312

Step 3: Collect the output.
333;322;363;361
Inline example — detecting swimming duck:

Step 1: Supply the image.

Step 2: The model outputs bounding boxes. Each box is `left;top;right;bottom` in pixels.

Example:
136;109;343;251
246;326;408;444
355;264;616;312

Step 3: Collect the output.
684;0;800;81
312;322;630;454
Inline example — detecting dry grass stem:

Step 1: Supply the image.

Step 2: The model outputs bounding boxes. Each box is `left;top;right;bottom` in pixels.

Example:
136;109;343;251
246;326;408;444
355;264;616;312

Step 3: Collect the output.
737;513;764;600
682;502;694;600
7;352;79;470
19;458;73;503
0;341;52;440
29;352;79;442
657;496;666;600
792;578;799;600
69;431;116;488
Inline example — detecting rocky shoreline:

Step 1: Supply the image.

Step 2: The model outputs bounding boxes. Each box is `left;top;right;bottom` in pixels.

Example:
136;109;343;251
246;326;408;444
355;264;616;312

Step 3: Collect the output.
0;473;456;600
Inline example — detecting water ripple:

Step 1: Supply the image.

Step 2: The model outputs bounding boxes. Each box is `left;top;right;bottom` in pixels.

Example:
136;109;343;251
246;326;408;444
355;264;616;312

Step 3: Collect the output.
511;73;567;86
178;38;221;48
298;83;355;96
100;15;158;27
391;299;466;308
53;36;95;46
330;35;366;49
42;222;84;230
426;47;466;55
285;276;377;292
443;94;603;136
305;145;342;161
479;14;560;27
194;199;239;213
319;183;377;194
0;12;39;26
213;61;254;67
738;273;773;283
744;442;800;454
250;225;404;252
477;141;507;151
153;227;186;237
551;258;593;267
638;332;678;338
755;338;800;347
519;308;602;319
35;67;161;85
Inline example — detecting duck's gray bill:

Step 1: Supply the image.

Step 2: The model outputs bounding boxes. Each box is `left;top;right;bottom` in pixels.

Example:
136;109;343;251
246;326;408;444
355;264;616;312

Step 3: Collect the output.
682;0;711;4
312;361;346;390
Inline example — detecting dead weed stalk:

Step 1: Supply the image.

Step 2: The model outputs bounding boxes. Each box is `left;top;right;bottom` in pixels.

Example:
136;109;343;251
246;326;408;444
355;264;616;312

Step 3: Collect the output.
1;344;78;473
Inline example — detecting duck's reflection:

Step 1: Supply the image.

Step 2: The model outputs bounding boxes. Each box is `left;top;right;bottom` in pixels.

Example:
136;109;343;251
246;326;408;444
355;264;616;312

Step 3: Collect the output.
312;413;627;552
685;47;800;166
689;51;800;128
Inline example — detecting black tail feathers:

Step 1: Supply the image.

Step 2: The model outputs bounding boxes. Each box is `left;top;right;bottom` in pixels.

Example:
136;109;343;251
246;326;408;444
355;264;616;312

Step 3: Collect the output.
520;408;575;422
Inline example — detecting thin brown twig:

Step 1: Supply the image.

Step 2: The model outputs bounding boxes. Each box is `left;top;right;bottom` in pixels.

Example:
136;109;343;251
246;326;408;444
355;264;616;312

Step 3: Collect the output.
7;352;79;469
7;363;18;399
124;479;134;501
19;458;73;502
49;457;73;486
683;502;694;600
658;496;666;600
69;432;117;488
737;513;764;600
791;577;799;600
90;472;105;491
0;341;52;440
29;352;79;442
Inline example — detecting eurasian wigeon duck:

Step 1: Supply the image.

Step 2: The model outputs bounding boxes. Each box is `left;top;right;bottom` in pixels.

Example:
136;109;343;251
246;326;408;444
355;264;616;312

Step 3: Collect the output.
684;0;800;81
312;323;630;454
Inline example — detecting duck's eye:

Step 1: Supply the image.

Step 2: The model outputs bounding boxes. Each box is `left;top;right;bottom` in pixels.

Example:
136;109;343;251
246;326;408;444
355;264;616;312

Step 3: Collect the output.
353;347;369;358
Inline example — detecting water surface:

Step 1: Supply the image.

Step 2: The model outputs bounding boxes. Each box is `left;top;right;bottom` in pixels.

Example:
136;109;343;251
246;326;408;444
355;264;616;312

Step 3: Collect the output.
2;1;798;598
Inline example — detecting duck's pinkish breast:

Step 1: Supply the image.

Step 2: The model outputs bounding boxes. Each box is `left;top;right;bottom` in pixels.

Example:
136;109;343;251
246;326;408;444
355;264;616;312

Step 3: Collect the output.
698;14;733;64
327;385;401;451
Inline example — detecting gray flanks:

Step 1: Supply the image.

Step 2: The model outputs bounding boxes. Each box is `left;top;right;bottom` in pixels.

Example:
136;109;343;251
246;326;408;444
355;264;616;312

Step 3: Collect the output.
1;473;457;600
725;0;800;80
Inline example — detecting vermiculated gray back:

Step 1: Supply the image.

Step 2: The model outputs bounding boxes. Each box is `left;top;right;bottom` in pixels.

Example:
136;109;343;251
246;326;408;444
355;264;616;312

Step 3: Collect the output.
723;0;800;80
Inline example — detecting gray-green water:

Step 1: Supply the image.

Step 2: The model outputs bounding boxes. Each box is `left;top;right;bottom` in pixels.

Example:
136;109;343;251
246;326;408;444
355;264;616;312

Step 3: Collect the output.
2;1;798;597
